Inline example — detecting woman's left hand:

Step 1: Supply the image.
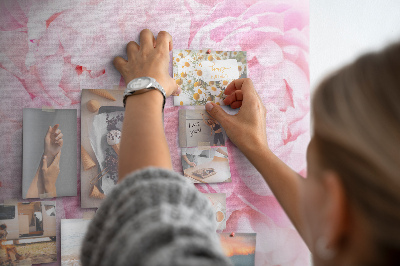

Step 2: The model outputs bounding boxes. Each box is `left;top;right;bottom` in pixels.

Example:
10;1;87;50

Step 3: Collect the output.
113;29;180;97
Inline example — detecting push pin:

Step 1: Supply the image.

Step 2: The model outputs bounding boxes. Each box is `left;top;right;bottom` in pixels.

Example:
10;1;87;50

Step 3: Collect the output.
206;49;211;54
230;232;235;237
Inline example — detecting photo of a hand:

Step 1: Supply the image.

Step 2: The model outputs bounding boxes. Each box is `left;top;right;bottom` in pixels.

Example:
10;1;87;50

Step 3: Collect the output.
188;161;197;167
44;124;63;165
26;124;63;198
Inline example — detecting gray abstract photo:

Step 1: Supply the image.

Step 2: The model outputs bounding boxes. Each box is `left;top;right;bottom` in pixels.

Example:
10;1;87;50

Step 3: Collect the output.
22;108;77;199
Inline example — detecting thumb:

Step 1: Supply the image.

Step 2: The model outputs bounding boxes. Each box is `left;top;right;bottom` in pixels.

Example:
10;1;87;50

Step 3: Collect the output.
51;151;61;167
42;156;48;171
205;102;230;127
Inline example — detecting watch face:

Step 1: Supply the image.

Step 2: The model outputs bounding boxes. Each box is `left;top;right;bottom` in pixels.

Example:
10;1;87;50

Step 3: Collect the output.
131;77;151;90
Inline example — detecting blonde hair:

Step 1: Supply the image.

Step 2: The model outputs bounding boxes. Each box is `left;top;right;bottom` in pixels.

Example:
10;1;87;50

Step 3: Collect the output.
312;43;400;263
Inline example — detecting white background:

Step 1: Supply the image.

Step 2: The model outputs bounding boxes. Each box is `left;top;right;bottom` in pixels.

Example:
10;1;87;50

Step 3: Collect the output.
310;0;400;91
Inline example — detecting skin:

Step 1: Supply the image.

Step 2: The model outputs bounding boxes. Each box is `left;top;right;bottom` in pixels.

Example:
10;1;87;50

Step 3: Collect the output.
182;154;196;167
114;29;179;181
206;79;375;264
115;29;375;264
26;125;63;198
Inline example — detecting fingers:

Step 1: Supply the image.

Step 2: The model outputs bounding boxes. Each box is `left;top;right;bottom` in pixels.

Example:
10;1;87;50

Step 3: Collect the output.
205;102;230;127
171;85;182;96
155;31;173;53
42;156;48;171
126;41;139;61
45;126;52;138
55;133;63;141
113;56;128;73
57;139;64;147
139;29;155;53
223;90;243;108
225;78;256;95
51;124;59;133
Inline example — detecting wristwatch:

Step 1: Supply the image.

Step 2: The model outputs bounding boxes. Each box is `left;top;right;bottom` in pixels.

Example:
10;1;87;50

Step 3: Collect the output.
123;77;166;109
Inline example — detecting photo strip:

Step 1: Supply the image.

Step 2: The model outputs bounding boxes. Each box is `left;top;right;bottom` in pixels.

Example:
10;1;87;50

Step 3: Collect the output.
0;201;57;265
173;49;247;106
179;109;227;148
182;147;231;183
22;108;77;199
81;89;125;208
219;233;256;266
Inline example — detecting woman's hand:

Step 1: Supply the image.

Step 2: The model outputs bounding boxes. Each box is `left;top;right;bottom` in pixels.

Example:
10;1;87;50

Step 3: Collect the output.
205;78;268;155
44;124;63;166
41;152;61;198
113;29;180;97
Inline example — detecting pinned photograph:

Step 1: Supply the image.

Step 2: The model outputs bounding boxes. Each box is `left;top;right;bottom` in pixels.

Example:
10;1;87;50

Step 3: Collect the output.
182;147;231;183
173;49;247;106
61;219;92;265
0;201;57;265
81;89;125;208
204;193;227;230
22;108;77;199
219;233;256;266
179;109;227;148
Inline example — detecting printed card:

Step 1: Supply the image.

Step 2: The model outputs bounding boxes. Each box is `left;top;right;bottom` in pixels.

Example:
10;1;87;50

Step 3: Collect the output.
173;49;247;106
204;193;227;230
219;233;257;266
182;147;231;183
22;108;77;199
61;219;92;265
0;201;57;264
179;109;227;148
80;89;124;208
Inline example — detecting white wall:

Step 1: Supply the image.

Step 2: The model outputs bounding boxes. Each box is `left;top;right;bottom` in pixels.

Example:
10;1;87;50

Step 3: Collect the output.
310;0;400;91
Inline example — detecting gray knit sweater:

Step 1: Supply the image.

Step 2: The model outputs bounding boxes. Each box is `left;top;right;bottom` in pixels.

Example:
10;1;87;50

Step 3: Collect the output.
81;167;232;266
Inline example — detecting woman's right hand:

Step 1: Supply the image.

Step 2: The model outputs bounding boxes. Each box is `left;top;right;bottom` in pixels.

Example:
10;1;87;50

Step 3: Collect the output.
205;78;268;154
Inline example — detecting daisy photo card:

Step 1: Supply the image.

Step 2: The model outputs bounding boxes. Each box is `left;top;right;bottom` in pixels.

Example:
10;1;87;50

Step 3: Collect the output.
173;49;247;106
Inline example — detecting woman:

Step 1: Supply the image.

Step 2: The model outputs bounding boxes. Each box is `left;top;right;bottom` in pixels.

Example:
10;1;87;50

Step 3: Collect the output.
0;224;24;263
201;113;225;146
81;29;400;265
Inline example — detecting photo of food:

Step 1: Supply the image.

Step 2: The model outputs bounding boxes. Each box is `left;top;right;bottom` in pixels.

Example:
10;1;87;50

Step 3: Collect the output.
61;219;92;265
204;193;227;231
80;88;125;208
179;109;227;148
173;49;247;106
0;201;57;265
22;108;77;199
182;147;231;183
219;233;256;266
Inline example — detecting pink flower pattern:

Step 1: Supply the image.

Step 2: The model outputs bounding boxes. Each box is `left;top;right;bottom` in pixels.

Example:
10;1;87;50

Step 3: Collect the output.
0;0;309;265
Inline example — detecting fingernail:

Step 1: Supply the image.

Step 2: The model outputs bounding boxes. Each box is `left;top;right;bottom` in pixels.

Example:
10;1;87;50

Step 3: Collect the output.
43;156;47;159
205;102;214;111
177;86;182;94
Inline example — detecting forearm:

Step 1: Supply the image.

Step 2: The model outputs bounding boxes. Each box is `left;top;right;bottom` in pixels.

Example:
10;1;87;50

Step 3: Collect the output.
242;143;308;244
118;91;172;181
26;167;43;198
182;155;191;164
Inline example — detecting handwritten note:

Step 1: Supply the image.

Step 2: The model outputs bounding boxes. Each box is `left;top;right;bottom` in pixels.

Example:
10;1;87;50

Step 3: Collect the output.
188;121;202;137
199;59;239;82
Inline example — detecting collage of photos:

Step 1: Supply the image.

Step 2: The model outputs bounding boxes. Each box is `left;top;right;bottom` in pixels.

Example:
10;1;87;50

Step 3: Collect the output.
22;109;77;199
0;201;57;265
80;89;125;208
173;49;247;106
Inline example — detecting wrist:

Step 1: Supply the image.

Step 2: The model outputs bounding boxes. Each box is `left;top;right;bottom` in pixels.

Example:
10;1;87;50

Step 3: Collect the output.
125;90;164;110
